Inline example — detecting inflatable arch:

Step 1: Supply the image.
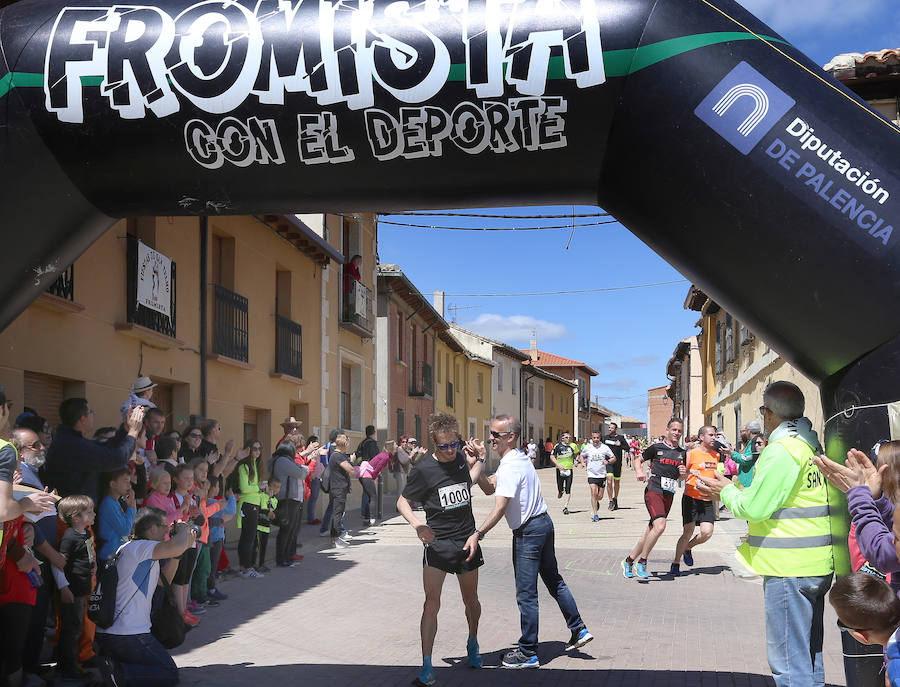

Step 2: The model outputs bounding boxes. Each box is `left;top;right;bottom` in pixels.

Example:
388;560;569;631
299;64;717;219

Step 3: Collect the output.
2;0;900;563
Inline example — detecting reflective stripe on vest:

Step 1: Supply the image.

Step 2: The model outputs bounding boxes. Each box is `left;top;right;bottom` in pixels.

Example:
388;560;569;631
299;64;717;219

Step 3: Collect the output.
745;534;834;549
768;505;832;519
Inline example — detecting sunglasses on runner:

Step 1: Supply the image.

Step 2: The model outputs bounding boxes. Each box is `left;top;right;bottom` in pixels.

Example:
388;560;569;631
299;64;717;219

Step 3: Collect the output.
436;440;461;451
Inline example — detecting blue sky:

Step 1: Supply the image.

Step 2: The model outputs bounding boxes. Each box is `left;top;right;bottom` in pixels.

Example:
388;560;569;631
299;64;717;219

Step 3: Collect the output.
377;2;897;421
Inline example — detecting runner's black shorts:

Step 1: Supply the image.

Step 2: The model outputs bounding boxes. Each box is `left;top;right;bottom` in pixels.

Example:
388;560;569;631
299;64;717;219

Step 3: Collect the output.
556;469;573;494
587;477;607;487
644;488;674;524
609;457;623;479
682;494;716;525
423;538;484;575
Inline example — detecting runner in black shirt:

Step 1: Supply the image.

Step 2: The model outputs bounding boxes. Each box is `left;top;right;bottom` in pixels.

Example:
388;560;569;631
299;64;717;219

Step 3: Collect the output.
397;413;494;687
603;424;630;510
622;418;686;581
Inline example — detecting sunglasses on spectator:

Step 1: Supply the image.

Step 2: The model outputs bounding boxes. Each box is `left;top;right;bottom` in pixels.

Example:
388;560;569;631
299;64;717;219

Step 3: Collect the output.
490;430;512;439
837;618;871;632
188;433;202;438
437;440;461;451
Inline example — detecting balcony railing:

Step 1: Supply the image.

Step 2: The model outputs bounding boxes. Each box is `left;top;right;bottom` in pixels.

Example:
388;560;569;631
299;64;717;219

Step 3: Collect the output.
446;381;454;408
275;315;302;378
126;239;176;338
213;284;248;362
341;278;374;336
410;361;433;397
46;264;74;301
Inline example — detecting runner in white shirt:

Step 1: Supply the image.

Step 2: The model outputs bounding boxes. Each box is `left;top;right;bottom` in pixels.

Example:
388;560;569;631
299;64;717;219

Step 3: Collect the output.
578;431;615;522
463;415;593;669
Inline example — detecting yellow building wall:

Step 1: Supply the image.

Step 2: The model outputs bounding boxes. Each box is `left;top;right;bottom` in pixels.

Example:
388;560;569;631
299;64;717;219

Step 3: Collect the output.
543;377;574;441
323;213;377;450
702;311;823;445
464;357;492;443
0;214;375;470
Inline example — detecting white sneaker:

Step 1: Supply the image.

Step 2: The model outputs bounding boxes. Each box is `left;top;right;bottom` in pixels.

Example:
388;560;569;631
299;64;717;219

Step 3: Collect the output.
240;568;264;579
334;538;351;549
367;519;377;526
318;530;329;537
340;531;354;540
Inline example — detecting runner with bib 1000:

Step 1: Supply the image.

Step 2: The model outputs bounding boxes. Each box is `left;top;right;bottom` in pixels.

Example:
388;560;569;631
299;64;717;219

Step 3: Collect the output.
622;418;686;580
397;413;494;687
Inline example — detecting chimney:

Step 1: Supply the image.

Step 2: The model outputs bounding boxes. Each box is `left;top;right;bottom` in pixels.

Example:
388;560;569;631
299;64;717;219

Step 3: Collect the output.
433;290;445;317
529;330;538;361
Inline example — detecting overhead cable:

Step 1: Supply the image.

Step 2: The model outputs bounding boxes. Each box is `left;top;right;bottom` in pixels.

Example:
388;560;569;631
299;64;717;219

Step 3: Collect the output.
376;219;621;231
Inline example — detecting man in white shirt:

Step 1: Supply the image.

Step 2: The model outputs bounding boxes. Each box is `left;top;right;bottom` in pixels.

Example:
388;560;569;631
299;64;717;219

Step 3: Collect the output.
578;432;615;521
526;439;537;463
94;507;196;686
463;415;593;669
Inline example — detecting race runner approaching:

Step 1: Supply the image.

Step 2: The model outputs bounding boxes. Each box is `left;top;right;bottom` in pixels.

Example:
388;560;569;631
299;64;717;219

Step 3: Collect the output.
396;413;493;687
463;415;593;669
622;418;686;580
603;423;630;510
671;425;719;576
550;432;579;515
578;432;615;522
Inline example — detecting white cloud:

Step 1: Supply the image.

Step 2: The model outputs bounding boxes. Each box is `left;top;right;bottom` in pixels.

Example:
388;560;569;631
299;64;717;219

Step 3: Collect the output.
461;313;571;343
738;0;880;33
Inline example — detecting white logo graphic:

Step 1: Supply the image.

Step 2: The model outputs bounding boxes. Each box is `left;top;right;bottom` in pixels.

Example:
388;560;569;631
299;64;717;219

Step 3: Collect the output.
712;83;770;137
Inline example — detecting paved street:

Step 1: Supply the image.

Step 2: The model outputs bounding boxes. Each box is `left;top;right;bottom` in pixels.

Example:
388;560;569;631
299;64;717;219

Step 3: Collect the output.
173;466;847;686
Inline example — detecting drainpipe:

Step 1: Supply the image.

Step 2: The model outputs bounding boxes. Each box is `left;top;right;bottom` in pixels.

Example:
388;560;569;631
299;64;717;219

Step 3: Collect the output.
200;216;208;418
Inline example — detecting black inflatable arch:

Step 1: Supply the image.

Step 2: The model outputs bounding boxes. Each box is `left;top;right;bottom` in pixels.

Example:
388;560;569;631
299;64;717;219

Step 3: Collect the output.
3;0;900;552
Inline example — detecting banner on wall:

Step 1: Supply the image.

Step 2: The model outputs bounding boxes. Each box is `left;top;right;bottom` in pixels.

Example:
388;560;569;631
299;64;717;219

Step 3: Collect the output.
136;241;172;319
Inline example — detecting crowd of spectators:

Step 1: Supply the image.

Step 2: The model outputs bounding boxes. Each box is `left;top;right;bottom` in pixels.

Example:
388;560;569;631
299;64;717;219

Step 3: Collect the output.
0;377;421;687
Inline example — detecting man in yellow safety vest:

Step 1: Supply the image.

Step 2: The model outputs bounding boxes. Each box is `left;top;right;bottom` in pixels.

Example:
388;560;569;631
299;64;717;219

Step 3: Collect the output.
698;381;835;687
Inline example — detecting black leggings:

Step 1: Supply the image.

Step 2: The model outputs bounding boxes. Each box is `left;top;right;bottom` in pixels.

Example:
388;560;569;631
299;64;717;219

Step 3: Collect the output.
275;499;301;565
0;602;32;678
238;502;260;568
556;468;573;494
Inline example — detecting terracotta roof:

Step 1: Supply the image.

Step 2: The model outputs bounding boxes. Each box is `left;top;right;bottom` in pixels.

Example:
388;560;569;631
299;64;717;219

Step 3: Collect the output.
520;349;598;376
525;365;576;387
825;49;900;80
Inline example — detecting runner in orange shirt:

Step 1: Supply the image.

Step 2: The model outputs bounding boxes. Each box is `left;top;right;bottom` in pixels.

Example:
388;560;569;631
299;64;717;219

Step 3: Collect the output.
671;425;720;576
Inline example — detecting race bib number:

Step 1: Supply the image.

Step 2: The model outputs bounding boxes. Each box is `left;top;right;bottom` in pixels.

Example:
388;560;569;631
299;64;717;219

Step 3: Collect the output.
438;482;471;510
660;477;678;493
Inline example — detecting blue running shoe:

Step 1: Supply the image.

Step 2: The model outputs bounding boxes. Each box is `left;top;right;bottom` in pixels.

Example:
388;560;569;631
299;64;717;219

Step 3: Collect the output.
683;549;694;566
467;638;482;669
635;561;649;580
413;667;435;686
592;514;600;522
669;563;681;577
565;628;594;651
502;649;539;669
622;559;634;579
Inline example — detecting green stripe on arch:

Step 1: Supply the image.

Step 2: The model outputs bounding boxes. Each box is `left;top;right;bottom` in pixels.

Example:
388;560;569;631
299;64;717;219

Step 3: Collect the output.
0;31;788;100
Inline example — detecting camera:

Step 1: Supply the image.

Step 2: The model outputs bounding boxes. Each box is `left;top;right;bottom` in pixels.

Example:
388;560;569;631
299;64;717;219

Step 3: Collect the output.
170;522;202;539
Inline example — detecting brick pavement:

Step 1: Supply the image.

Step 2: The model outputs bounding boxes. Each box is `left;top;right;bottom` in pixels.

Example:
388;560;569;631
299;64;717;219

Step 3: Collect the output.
173;467;847;686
